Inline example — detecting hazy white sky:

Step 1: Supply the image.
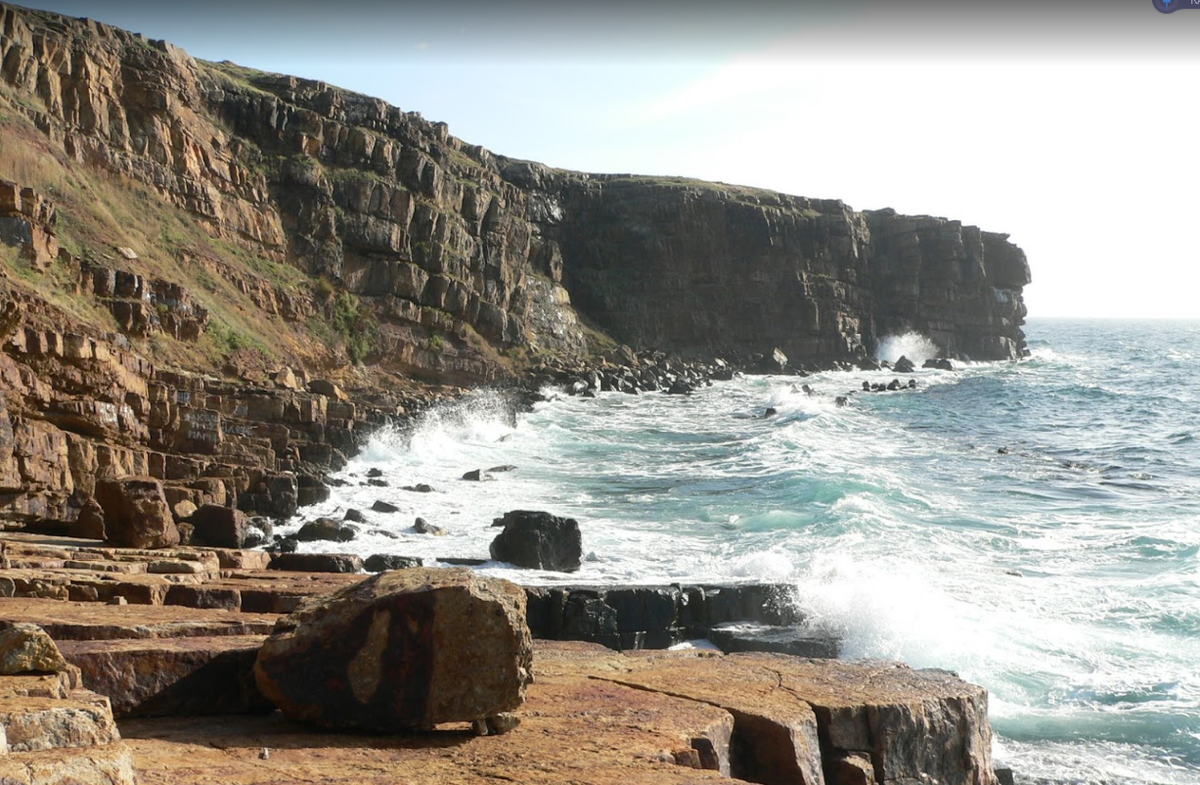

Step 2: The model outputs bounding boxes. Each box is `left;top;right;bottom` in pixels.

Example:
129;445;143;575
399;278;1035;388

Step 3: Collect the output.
20;1;1200;319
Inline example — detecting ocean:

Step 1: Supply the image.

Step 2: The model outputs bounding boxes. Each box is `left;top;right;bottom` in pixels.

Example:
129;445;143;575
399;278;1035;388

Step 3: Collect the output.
282;318;1200;785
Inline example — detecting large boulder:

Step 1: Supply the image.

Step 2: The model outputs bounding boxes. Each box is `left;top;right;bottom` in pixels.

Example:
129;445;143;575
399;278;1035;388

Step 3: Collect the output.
490;510;582;572
253;568;532;731
189;504;249;548
95;477;179;549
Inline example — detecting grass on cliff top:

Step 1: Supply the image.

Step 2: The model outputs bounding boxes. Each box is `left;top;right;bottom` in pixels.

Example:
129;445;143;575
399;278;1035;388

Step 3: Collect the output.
0;94;329;374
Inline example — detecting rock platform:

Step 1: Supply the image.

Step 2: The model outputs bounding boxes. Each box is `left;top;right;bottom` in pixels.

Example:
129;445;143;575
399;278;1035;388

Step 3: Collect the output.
108;642;1000;785
1;533;1003;784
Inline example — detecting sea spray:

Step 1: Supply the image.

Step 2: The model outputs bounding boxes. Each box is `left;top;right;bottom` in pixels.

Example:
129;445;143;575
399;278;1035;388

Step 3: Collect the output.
279;318;1200;785
875;331;940;364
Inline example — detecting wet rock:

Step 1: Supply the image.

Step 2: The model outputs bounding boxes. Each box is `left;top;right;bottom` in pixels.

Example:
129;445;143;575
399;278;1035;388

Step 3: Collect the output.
490;510;582;572
666;380;694;395
268;553;363;574
95;477;180;549
401;484;434;493
707;623;840;658
254;569;532;730
363;554;423;573
241;527;267;549
189;504;249;549
371;500;399;513
461;469;492;481
369;529;399;539
760;347;788;373
413;517;446;536
439;557;488;566
343;508;366;523
486;465;517;473
269;536;298;554
295;517;357;543
924;357;955;371
893;355;916;373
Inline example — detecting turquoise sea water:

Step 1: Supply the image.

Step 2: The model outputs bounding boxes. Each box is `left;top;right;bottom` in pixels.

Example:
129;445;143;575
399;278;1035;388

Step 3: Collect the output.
286;318;1200;784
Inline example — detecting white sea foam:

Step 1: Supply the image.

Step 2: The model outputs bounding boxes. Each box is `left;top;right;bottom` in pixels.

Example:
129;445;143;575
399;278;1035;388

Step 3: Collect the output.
875;331;940;364
273;320;1200;783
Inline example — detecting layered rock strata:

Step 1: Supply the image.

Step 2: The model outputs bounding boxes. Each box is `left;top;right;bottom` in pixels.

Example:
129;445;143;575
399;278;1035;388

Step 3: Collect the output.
0;1;1028;378
0;2;1029;537
0;638;137;785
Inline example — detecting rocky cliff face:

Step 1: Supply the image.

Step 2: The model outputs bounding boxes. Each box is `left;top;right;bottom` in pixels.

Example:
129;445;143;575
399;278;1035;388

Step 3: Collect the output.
0;2;1027;372
0;2;1029;529
516;173;1029;362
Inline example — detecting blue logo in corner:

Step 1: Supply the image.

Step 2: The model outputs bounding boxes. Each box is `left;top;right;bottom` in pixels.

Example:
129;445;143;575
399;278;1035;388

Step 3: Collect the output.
1155;0;1183;13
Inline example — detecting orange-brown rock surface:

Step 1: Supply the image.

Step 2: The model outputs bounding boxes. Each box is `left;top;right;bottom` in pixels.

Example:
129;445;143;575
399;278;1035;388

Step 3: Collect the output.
0;536;1004;785
254;568;533;731
0;634;137;785
104;641;1002;785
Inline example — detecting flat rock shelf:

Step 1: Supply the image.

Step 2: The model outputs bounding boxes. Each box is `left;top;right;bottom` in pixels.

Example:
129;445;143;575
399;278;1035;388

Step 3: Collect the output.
0;534;1008;784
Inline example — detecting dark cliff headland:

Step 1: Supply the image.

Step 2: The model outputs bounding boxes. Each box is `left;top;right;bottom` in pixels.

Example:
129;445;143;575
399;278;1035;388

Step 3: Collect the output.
0;4;1024;784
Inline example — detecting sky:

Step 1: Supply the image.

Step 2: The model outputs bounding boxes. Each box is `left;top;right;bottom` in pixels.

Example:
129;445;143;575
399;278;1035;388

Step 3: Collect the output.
15;1;1200;319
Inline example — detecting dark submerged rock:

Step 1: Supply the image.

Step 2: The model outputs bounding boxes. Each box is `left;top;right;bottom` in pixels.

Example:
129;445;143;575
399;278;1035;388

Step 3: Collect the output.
295;517;357;543
414;517;446;536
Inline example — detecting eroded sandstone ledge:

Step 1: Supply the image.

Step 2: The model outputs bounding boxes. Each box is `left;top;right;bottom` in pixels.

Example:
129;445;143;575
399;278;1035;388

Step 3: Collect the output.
0;536;1004;785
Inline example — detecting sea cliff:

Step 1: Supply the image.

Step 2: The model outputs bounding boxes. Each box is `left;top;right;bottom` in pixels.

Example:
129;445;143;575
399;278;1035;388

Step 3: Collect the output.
0;5;1022;783
0;1;1028;528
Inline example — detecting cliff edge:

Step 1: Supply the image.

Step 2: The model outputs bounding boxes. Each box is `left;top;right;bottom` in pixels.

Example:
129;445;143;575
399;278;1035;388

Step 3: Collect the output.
0;1;1029;379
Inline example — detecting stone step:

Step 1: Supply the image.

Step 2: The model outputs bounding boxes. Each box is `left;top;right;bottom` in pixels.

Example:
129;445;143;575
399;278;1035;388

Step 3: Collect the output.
0;740;137;785
0;690;118;753
0;598;278;641
0;672;83;702
56;636;270;718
